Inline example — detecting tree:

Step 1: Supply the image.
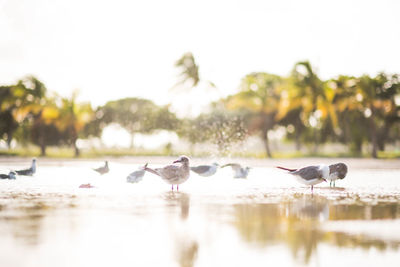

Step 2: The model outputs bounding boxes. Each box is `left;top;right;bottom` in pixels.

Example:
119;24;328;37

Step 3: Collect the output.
225;72;283;157
99;98;179;149
356;73;400;157
55;92;94;157
173;52;200;91
0;76;46;147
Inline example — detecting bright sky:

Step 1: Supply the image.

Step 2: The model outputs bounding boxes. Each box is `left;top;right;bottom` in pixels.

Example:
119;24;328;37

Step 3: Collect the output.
1;0;399;114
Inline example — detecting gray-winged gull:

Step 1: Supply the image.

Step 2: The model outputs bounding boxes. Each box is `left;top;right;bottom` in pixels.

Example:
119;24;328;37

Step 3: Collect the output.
127;163;147;183
144;155;190;191
0;171;16;180
16;158;36;176
190;162;219;177
93;161;109;175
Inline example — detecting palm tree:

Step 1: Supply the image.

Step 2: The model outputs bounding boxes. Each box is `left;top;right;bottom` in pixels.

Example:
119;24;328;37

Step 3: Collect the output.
284;61;330;153
173;52;200;91
55;92;94;157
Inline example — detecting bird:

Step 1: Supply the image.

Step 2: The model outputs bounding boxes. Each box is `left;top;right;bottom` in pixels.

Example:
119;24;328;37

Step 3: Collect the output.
16;158;36;176
0;171;17;180
325;163;348;187
127;164;147;183
276;164;330;193
93;161;109;175
221;163;250;179
144;155;190;191
190;162;219;177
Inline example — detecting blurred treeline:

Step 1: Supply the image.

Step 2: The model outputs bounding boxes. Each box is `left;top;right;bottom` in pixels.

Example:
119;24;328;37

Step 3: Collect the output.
1;56;399;158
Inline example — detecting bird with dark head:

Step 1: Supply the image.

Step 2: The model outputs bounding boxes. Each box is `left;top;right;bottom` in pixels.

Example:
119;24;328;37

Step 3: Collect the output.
327;163;348;187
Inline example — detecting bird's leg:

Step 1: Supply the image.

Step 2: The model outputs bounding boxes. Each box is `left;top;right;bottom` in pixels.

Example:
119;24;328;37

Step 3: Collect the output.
329;181;332;187
311;185;314;194
177;184;179;191
333;181;336;187
171;184;174;191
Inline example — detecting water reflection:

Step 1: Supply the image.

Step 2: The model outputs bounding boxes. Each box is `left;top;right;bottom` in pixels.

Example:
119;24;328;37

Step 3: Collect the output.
162;192;191;220
233;195;400;263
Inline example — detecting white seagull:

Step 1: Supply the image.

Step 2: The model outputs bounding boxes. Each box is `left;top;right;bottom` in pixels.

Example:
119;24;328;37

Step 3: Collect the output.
144;155;190;191
190;162;219;177
16;158;36;176
221;163;250;179
127;164;147;183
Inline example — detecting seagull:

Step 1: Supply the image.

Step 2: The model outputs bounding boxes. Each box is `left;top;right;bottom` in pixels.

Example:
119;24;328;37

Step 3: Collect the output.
325;163;348;187
93;161;109;175
221;163;250;179
190;162;219;177
0;171;16;180
16;158;36;176
127;164;147;183
144;155;190;191
276;164;329;193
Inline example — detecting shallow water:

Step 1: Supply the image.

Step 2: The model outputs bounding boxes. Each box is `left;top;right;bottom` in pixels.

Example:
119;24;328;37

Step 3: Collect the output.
0;158;400;267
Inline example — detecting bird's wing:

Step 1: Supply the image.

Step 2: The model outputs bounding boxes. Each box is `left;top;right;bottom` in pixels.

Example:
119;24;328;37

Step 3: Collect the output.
16;168;32;175
190;165;210;173
156;165;180;180
221;163;241;170
0;174;8;179
292;166;322;180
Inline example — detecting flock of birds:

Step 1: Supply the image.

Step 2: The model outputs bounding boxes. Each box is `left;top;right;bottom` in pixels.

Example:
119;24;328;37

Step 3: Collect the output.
0;156;348;193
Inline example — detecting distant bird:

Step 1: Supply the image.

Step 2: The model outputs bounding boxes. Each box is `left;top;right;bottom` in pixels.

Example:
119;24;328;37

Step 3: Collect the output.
93;161;109;175
144;155;190;191
190;162;219;177
221;163;250;179
16;158;36;176
79;183;95;188
127;164;147;183
0;171;16;180
326;163;348;187
276;164;331;193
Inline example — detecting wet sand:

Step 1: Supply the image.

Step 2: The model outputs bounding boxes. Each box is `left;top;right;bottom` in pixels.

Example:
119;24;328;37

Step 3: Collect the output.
0;157;399;267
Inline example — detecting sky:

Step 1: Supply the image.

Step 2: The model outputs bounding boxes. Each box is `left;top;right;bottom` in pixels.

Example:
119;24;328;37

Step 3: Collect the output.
1;0;400;115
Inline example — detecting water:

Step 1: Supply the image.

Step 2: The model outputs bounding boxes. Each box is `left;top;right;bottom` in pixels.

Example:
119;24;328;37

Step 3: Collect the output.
0;158;399;267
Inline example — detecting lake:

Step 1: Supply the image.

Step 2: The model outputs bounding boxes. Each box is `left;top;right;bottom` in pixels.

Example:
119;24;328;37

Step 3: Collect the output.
0;157;399;267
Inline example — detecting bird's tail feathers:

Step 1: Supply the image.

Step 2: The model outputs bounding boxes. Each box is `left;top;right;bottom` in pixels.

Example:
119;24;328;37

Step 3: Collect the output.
276;166;297;172
144;165;161;177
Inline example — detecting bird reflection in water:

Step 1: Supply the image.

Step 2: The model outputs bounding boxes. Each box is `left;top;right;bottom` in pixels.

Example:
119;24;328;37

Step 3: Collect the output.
232;195;400;264
162;192;198;267
162;192;190;220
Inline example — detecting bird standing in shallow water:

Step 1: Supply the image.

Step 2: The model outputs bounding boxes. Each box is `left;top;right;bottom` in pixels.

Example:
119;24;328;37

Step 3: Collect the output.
93;161;109;175
190;162;219;177
276;164;329;193
0;171;16;180
221;163;250;179
144;156;190;191
16;159;36;176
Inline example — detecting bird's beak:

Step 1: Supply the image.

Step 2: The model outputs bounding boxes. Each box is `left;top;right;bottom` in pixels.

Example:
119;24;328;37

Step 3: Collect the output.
173;159;181;164
322;178;327;182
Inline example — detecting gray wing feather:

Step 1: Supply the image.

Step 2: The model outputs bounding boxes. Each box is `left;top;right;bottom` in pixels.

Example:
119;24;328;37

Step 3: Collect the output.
292;166;322;181
156;165;180;180
191;165;210;173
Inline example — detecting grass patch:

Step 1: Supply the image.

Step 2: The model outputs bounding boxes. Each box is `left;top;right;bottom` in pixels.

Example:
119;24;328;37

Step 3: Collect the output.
1;147;399;159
